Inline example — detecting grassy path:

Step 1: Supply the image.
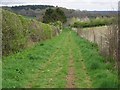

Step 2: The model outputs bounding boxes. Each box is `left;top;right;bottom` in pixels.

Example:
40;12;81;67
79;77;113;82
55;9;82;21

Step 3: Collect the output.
2;29;118;88
70;32;92;88
66;32;75;88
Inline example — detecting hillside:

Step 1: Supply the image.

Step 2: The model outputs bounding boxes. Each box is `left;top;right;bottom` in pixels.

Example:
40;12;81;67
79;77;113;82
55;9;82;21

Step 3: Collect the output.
3;5;117;21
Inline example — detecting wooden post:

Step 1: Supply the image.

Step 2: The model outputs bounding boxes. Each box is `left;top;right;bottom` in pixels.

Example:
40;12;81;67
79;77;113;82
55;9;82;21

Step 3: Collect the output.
100;36;102;53
93;29;95;43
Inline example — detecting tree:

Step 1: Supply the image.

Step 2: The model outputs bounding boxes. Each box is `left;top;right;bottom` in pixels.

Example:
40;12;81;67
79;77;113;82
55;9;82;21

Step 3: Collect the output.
56;8;67;23
43;8;67;23
43;8;54;23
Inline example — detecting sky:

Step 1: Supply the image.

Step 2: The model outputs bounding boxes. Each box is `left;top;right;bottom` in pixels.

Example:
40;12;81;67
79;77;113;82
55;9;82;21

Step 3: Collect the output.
0;0;119;11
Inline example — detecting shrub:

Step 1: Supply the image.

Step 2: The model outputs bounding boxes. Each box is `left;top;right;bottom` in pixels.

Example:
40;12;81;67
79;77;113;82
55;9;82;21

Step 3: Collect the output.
2;10;26;55
72;18;114;28
43;8;67;23
2;9;61;56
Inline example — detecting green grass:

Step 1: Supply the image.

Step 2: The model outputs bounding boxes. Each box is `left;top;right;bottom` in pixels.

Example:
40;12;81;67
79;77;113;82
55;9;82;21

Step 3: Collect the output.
2;28;118;88
2;31;68;88
71;31;118;88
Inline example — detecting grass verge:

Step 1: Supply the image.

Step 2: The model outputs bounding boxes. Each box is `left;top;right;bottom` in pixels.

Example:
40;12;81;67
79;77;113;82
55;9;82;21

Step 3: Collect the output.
71;31;118;88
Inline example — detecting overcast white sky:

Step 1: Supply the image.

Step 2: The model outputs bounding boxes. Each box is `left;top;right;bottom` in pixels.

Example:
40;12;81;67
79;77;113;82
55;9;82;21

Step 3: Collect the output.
0;0;119;11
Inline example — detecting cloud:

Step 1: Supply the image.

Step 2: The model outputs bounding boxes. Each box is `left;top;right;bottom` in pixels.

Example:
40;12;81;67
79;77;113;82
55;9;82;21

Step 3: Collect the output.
0;0;119;10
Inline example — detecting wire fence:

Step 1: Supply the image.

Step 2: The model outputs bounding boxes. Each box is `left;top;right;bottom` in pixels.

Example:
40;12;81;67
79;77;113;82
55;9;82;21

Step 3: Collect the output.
77;25;118;61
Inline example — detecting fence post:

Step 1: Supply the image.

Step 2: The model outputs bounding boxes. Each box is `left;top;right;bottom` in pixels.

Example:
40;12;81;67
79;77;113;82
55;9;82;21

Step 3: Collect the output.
93;29;95;43
100;36;102;53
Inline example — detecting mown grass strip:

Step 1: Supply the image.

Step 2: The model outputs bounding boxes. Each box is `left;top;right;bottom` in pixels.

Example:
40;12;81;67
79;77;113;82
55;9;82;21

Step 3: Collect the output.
67;31;92;88
43;32;70;88
26;31;69;88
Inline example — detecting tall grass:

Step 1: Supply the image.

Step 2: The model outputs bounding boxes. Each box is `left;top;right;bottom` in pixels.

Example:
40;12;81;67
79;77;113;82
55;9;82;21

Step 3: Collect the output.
72;31;118;88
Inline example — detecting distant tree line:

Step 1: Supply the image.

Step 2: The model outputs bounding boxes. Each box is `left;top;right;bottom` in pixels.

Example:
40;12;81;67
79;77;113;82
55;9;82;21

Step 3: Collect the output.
3;5;117;23
10;5;54;10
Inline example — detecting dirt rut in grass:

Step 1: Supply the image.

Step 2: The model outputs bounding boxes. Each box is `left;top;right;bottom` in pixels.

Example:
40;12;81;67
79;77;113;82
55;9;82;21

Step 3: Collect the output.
26;31;92;88
25;32;68;88
26;48;60;88
66;52;75;88
66;32;75;88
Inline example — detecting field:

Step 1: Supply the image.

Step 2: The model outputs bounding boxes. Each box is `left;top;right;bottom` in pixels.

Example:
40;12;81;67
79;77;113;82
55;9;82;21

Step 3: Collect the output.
2;6;119;89
2;29;118;88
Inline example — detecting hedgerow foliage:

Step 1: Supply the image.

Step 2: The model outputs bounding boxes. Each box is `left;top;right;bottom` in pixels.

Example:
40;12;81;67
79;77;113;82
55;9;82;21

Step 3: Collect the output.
2;10;61;56
72;17;114;28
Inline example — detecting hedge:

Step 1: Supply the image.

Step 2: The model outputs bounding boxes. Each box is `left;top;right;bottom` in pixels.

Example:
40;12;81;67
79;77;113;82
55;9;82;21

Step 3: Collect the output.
72;18;114;28
2;10;61;56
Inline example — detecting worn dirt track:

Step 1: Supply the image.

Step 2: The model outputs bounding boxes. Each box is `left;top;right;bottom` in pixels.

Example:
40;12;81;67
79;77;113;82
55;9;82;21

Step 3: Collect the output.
25;31;92;88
